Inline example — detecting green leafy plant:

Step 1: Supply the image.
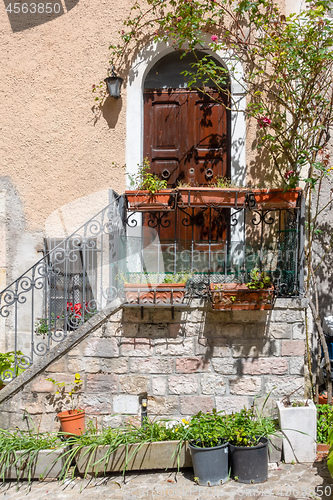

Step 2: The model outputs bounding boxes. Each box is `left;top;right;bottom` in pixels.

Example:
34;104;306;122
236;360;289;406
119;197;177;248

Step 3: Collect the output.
212;176;234;188
186;409;228;448
34;313;63;336
222;407;276;447
317;404;333;444
0;351;26;386
128;157;167;193
46;373;83;413
0;427;63;483
59;416;190;479
162;271;191;284
246;268;272;290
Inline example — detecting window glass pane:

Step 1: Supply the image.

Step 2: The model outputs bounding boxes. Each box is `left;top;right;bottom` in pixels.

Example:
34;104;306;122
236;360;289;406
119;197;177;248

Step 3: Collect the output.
144;50;226;89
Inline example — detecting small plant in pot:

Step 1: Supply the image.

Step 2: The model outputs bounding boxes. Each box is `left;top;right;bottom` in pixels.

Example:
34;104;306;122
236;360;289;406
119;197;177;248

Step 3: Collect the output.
125;158;176;211
277;389;317;463
187;409;229;487
46;373;85;438
224;402;276;484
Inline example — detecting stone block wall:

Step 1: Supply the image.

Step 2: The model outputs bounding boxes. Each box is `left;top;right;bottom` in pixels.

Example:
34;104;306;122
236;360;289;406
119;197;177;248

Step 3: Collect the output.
0;298;308;432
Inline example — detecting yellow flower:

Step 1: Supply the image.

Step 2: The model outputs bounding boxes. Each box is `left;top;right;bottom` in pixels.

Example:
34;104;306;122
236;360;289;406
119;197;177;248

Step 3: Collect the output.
175;428;178;432
182;419;189;424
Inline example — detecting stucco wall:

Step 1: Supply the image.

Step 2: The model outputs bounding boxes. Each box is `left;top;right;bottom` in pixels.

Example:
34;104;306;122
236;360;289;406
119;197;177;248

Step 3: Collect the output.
0;298;308;432
0;0;260;293
0;1;129;231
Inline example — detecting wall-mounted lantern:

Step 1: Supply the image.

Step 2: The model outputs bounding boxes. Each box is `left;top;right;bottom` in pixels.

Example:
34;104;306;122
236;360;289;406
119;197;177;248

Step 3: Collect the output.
104;67;123;99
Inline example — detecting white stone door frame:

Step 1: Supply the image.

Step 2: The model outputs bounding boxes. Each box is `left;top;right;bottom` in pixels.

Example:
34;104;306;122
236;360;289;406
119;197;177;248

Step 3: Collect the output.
125;38;247;187
125;38;247;264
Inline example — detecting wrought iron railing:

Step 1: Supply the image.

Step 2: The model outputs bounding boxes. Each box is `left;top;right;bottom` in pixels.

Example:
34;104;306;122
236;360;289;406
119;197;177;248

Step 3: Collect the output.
0;187;305;383
0;191;124;384
122;188;305;300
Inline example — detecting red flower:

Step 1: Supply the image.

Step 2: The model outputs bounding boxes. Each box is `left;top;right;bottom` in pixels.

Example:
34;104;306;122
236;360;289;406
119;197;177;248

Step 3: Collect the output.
211;35;218;42
257;116;272;129
285;170;295;180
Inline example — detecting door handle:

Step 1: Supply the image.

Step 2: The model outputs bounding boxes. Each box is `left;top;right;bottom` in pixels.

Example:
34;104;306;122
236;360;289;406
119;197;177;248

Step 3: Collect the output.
162;169;170;179
205;168;214;180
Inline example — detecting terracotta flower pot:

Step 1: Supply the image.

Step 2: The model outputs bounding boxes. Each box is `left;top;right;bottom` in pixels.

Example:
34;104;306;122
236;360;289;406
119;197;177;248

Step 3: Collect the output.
177;187;248;208
318;391;333;405
210;283;274;310
251;188;302;209
57;409;85;437
125;190;177;211
317;443;330;454
124;283;186;305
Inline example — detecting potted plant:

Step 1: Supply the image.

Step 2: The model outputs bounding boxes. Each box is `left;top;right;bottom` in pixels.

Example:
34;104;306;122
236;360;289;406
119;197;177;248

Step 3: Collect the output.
125;158;177;211
176;177;249;209
251;187;302;209
46;373;85;437
0;351;26;387
225;403;276;484
69;417;191;477
317;404;333;454
123;271;190;305
187;409;229;487
0;427;66;481
277;395;317;463
210;269;274;310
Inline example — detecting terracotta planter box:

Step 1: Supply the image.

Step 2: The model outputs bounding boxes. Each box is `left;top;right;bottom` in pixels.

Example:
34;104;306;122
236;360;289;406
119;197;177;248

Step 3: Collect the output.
210;283;274;310
75;440;192;476
4;448;66;479
177;187;248;208
124;283;186;305
317;443;330;454
125;190;177;211
252;188;302;209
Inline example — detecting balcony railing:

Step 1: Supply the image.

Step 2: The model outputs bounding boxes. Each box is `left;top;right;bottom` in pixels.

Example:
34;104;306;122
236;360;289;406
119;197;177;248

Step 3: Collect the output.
0;187;304;383
121;187;304;303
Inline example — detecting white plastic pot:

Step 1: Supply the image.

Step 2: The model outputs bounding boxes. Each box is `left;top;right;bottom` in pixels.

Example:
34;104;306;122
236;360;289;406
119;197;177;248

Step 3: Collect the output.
277;399;316;463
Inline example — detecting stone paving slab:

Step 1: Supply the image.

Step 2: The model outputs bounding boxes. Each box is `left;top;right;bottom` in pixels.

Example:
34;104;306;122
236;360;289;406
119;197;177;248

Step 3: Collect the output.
0;460;332;500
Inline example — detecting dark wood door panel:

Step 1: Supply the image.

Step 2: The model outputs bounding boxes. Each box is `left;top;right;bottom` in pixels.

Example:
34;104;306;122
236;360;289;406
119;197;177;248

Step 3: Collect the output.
144;89;229;187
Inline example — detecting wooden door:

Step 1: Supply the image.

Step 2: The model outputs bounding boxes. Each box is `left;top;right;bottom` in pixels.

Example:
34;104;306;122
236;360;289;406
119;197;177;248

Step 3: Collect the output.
143;89;229;187
143;88;230;275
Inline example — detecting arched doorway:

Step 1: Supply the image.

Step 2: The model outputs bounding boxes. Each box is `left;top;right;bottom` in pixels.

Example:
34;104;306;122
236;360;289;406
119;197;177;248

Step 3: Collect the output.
125;41;246;278
143;50;230;187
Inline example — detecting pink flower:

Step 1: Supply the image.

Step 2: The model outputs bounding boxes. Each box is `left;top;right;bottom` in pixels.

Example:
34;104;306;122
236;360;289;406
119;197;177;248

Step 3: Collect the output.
211;35;218;42
285;170;295;180
257;116;272;129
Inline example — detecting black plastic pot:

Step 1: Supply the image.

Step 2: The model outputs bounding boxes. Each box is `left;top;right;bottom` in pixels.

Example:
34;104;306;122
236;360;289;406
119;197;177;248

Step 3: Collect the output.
229;437;268;484
189;439;229;486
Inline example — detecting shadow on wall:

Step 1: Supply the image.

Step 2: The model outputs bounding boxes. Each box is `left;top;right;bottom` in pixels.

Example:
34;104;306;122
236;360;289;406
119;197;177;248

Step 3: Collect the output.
120;306;275;378
3;0;79;32
101;97;123;129
249;137;281;188
314;220;333;316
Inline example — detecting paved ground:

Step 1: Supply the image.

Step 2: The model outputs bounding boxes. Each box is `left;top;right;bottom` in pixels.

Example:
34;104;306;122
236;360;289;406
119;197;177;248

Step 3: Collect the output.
0;458;332;499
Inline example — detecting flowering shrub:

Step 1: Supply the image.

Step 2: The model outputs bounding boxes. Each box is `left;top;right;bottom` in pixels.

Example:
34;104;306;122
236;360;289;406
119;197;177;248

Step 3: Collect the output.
104;0;333;189
257;117;271;129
